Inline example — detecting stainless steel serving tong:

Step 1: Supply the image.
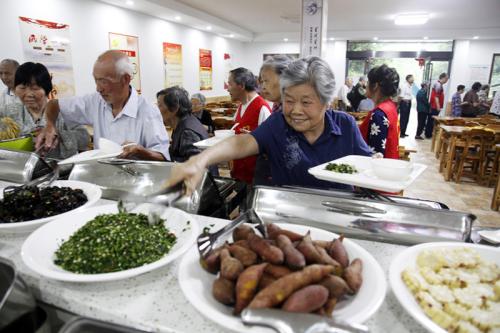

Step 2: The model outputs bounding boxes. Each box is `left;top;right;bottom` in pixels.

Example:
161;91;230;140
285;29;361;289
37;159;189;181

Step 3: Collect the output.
3;160;59;196
197;209;267;258
241;308;369;333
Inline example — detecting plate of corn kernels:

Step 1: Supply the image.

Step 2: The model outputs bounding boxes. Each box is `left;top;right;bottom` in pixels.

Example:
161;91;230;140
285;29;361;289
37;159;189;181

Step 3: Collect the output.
389;242;500;333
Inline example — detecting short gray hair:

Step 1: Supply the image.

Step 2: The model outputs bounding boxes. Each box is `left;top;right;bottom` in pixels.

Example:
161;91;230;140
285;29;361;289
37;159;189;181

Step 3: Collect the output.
261;55;293;76
0;59;19;68
280;56;336;105
191;93;206;105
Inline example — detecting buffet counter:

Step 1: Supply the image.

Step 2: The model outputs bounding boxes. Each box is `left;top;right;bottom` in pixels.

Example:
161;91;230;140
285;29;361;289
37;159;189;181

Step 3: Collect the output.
0;183;429;333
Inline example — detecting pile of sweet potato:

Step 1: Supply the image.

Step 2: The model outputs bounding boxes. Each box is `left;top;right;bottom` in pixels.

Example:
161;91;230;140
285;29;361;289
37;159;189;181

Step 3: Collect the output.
199;223;363;317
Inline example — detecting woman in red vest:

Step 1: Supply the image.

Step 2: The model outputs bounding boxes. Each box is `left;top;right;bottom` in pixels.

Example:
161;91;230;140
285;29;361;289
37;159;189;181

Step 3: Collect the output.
227;67;271;184
359;64;400;159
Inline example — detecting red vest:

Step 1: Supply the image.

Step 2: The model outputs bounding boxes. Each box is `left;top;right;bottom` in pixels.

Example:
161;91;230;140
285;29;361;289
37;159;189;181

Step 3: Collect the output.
232;95;271;184
430;81;444;110
359;99;399;159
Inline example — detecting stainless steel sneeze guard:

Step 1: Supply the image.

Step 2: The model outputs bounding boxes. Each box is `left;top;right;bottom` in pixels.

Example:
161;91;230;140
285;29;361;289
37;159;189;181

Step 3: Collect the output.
69;160;209;214
249;186;475;245
0;148;52;183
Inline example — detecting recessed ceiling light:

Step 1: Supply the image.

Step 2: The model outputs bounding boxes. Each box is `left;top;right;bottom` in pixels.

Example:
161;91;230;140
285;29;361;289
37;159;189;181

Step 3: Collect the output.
229;34;234;38
126;0;134;5
423;36;428;40
283;38;289;42
174;16;181;21
373;37;378;41
206;26;212;31
394;13;429;26
473;36;479;39
329;37;335;41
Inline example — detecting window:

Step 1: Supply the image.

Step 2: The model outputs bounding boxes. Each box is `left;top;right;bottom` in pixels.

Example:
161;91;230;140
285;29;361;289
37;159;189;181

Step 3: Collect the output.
489;54;500;98
347;41;453;52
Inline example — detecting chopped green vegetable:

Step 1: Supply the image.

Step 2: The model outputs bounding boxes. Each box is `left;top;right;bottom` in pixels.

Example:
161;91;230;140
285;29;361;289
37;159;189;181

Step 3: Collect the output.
54;212;176;274
325;163;357;174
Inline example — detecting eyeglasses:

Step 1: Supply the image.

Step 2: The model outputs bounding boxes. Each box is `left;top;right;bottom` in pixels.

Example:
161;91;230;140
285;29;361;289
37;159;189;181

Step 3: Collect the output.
94;77;120;86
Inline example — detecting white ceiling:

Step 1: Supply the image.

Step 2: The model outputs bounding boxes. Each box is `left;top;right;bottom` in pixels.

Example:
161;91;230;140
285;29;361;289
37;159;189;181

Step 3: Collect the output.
101;0;500;42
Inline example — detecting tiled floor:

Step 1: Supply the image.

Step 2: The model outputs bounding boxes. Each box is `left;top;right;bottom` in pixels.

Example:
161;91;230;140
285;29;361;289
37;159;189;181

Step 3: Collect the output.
400;116;499;228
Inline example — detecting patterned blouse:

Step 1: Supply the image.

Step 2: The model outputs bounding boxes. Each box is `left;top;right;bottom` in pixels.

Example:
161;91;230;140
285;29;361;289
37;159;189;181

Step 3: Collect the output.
2;102;88;159
367;109;389;155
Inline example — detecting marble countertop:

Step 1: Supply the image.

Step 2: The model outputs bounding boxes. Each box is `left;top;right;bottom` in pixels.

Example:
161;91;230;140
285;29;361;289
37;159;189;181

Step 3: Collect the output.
0;182;428;333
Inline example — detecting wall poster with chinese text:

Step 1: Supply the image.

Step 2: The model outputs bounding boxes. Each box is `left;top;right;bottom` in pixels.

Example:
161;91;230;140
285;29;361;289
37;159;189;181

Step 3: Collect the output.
109;32;141;93
163;42;183;88
224;53;232;89
199;49;212;91
18;16;76;98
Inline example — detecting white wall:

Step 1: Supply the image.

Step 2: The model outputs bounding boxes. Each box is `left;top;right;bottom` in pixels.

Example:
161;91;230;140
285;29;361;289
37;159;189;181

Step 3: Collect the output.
447;39;500;101
0;0;245;102
241;41;348;95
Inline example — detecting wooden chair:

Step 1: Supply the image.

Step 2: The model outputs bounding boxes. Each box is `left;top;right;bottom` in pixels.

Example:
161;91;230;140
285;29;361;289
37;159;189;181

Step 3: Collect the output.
490;145;500;210
451;129;495;183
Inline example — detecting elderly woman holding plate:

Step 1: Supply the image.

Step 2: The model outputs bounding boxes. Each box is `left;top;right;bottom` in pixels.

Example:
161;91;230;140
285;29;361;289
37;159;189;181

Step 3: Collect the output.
166;56;371;192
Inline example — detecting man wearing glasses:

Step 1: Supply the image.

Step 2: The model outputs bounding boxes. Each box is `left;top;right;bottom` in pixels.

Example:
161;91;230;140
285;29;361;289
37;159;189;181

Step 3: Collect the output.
36;50;169;161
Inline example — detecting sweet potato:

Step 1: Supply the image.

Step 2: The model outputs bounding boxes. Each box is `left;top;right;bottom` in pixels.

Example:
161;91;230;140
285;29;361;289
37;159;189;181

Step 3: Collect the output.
258;273;276;290
296;232;322;264
267;223;303;242
319;275;353;299
276;234;306;270
233;224;255;242
343;258;363;293
234;263;268;315
212;277;236;305
248;234;284;265
328;235;349;268
249;264;334;309
233;239;251;249
200;247;222;274
313;240;331;249
323;298;337;317
229;244;258;267
315;245;341;267
265;264;292;279
220;248;244;281
282;285;329;313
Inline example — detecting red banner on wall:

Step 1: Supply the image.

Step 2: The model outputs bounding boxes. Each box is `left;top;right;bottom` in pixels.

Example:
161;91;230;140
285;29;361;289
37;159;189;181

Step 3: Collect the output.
199;49;212;91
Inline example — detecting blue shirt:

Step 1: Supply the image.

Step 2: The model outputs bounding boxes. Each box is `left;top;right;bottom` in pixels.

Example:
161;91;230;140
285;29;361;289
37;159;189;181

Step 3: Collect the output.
451;92;462;117
251;110;372;190
58;88;170;159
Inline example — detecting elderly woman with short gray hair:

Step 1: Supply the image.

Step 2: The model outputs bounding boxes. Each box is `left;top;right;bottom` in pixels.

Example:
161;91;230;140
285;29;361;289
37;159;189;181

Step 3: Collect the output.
191;92;214;134
166;56;371;191
259;54;293;112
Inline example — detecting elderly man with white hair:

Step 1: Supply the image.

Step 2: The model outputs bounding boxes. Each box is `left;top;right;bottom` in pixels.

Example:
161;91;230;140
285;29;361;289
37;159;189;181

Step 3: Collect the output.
0;58;21;110
36;50;169;160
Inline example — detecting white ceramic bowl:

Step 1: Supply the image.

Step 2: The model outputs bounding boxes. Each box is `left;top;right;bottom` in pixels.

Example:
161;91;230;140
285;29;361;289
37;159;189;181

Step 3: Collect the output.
371;158;413;181
214;129;235;138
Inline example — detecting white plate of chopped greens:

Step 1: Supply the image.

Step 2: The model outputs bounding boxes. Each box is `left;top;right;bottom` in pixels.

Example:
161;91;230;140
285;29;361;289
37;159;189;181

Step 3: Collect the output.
308;155;427;192
21;203;198;282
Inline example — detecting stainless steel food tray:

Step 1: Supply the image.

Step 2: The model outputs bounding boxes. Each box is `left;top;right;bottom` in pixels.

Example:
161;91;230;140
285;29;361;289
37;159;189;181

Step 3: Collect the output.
69;160;209;214
0;148;52;183
249;186;475;245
